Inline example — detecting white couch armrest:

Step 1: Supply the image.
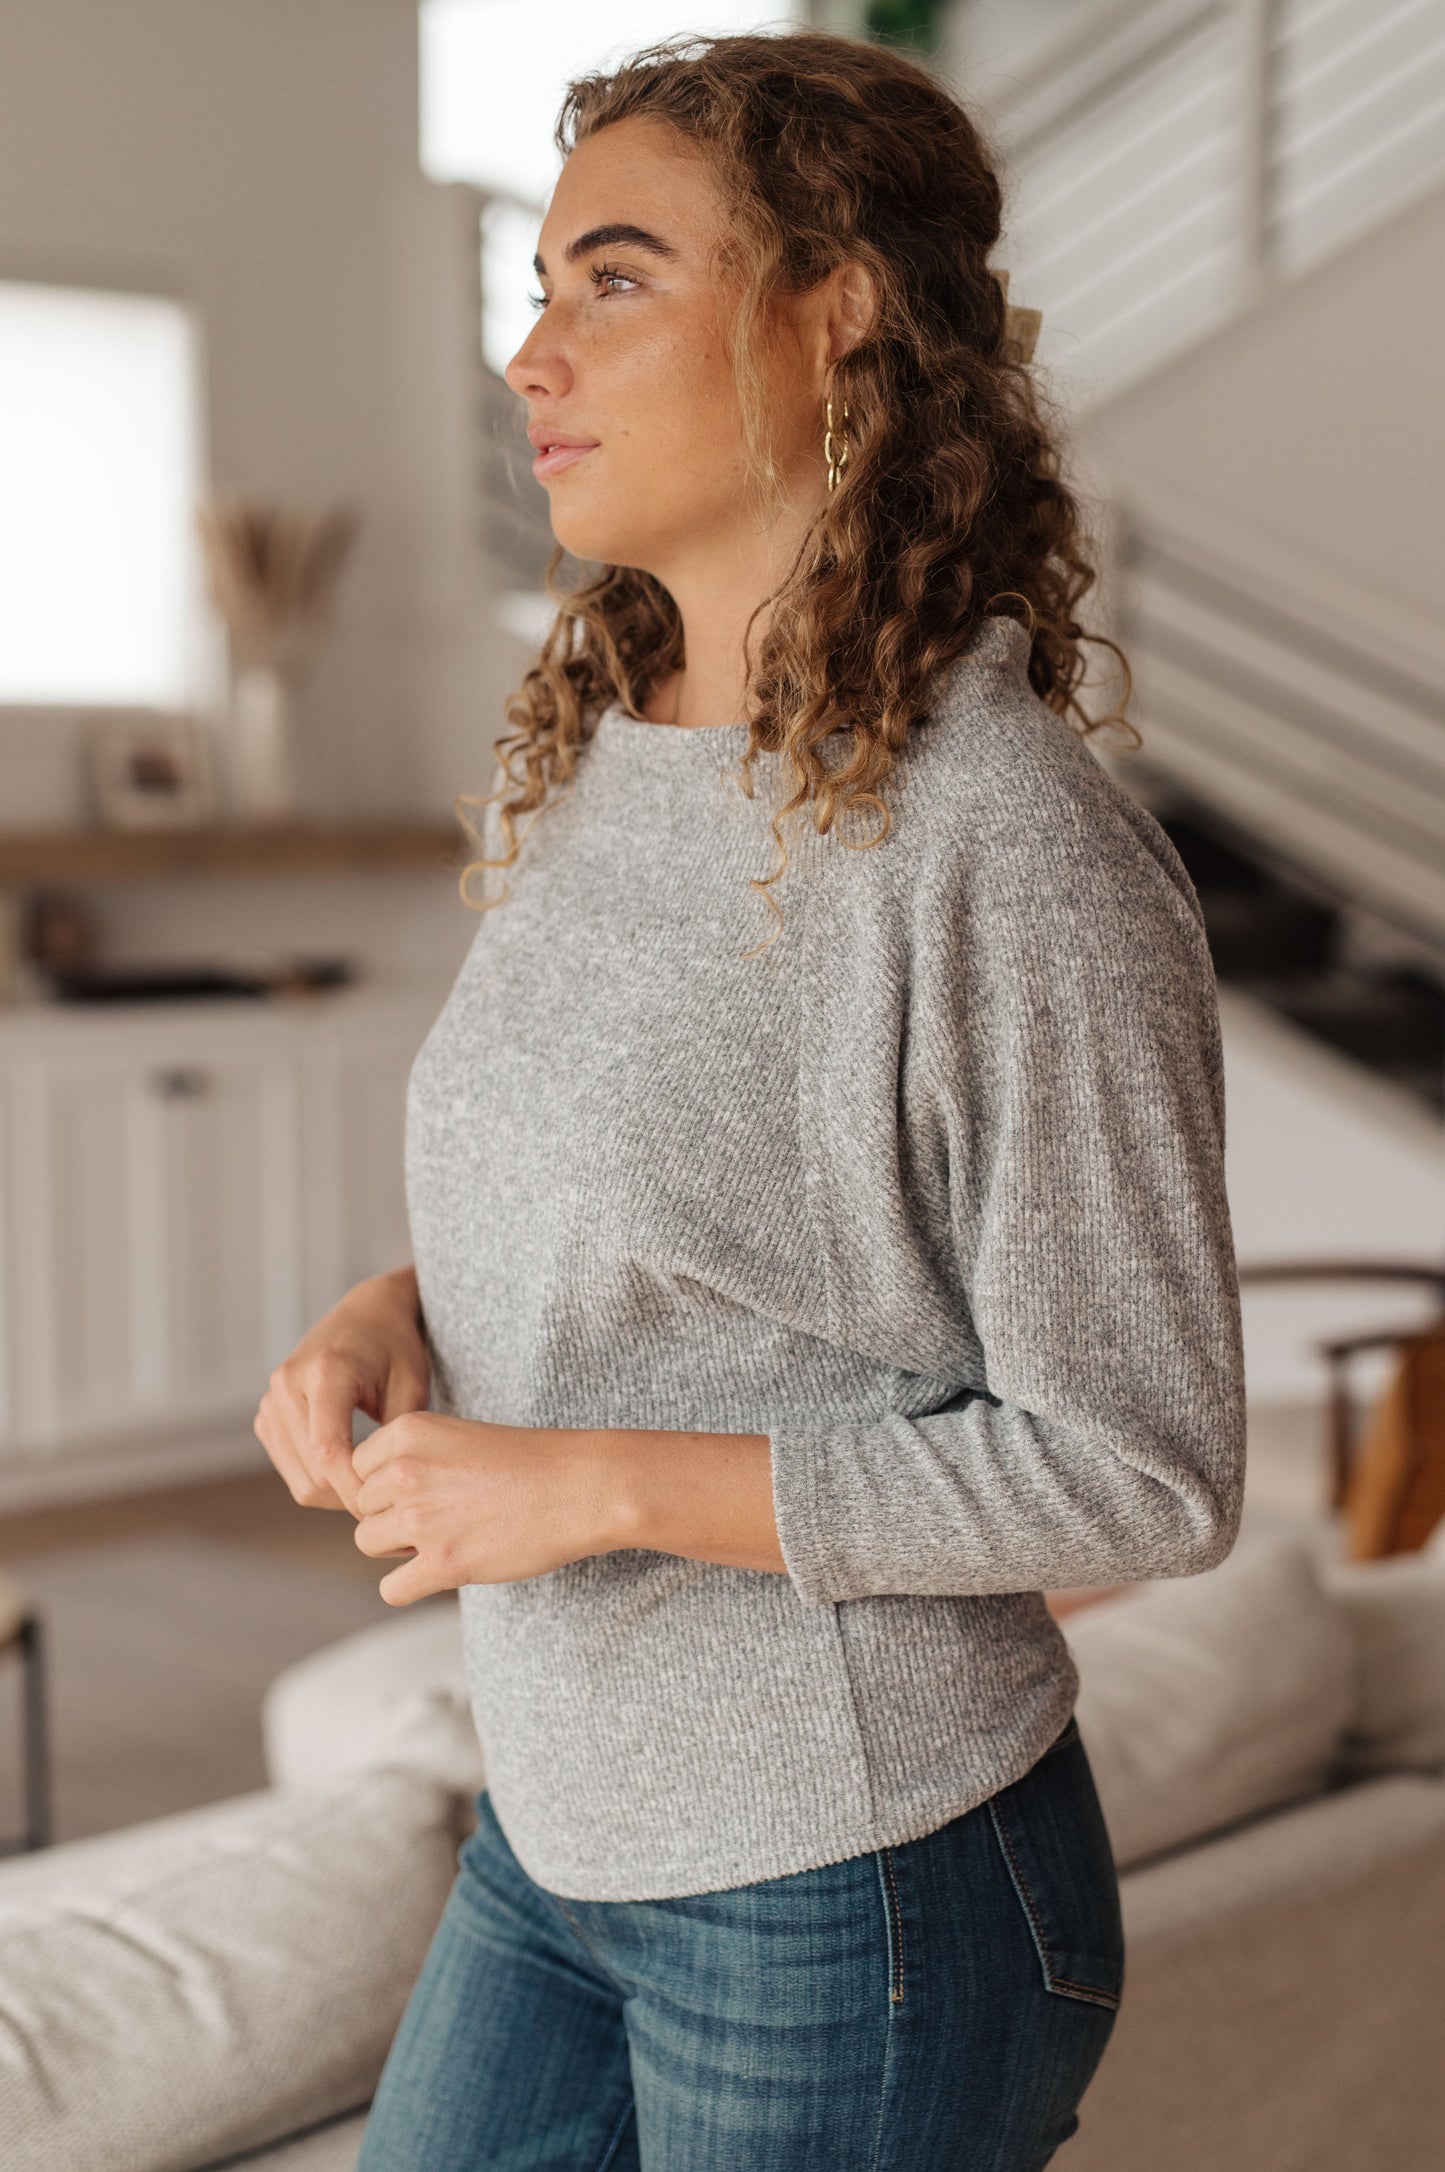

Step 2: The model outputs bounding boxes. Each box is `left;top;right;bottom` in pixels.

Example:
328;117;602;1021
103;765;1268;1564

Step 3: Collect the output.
0;1767;458;2172
261;1596;483;1802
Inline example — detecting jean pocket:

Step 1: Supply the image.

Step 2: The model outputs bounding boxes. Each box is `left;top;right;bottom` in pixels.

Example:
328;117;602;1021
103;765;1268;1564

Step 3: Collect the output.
985;1723;1125;2011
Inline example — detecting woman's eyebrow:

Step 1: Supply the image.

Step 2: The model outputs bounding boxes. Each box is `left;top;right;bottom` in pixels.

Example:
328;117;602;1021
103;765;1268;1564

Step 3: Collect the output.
533;223;681;275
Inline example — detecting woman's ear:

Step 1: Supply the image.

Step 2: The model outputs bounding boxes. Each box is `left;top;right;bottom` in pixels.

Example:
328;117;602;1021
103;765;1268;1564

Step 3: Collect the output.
828;258;879;365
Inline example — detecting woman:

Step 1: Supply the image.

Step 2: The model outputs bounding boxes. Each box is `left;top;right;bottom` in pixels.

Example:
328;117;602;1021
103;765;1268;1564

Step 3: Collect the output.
255;29;1246;2169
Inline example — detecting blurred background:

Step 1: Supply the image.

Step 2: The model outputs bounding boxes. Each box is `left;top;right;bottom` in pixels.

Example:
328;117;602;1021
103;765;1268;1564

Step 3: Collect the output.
0;11;1441;2154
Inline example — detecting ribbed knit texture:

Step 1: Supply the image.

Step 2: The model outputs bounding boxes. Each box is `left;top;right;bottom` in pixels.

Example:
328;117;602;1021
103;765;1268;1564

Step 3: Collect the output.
403;612;1247;1900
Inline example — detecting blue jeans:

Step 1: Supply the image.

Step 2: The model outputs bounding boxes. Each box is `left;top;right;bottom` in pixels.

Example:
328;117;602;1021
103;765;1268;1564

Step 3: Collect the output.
356;1714;1123;2169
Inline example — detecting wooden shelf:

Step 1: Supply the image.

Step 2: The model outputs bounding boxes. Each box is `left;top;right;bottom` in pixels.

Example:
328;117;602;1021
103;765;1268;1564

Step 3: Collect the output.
0;820;470;885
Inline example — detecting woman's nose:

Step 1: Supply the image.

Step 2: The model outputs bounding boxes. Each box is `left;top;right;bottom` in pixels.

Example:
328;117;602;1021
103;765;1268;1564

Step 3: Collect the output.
504;323;572;401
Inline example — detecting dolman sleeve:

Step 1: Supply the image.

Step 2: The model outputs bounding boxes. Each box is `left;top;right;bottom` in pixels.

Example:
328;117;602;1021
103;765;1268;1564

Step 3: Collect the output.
767;757;1248;1607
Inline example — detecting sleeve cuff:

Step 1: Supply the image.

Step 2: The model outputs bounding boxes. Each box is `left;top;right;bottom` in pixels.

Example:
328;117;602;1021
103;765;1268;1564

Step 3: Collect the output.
768;1422;837;1607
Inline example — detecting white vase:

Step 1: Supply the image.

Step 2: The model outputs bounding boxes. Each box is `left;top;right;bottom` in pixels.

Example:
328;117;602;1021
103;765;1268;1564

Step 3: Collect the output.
229;663;298;821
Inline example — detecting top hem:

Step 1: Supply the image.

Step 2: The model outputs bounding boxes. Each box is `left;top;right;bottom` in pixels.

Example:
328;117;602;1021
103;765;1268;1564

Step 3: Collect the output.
482;1688;1079;1901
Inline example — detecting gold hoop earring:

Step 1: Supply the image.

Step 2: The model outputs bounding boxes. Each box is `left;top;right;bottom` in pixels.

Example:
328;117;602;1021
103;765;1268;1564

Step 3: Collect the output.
825;393;851;493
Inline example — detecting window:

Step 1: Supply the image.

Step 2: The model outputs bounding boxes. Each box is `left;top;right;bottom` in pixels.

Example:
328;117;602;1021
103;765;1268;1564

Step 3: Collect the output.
0;281;205;708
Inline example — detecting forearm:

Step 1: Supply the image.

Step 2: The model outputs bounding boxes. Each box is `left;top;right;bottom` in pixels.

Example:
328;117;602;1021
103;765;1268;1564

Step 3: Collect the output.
600;1426;787;1575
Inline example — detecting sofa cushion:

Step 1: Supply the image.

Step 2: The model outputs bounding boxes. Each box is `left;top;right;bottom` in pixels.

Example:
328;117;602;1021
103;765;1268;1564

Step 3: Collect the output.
0;1766;457;2172
261;1596;484;1800
200;2108;369;2170
1062;1533;1356;1870
1320;1551;1445;1776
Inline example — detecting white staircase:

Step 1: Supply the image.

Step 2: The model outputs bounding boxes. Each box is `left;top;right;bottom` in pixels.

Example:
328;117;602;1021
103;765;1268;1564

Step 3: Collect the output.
1106;477;1445;951
975;0;1445;1106
981;0;1445;409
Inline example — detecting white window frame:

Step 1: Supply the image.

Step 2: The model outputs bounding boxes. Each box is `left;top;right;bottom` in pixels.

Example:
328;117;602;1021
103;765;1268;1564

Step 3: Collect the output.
0;272;219;716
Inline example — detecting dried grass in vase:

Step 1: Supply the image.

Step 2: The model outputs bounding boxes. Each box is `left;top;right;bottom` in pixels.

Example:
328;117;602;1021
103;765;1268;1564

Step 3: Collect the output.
196;498;360;675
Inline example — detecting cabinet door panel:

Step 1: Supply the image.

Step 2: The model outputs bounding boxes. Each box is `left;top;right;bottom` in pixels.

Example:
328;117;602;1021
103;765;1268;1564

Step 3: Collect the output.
6;1037;302;1452
150;1054;302;1407
301;1031;427;1322
9;1055;143;1443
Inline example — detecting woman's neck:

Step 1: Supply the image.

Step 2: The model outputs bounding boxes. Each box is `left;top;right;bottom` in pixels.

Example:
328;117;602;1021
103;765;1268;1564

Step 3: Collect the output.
640;486;822;728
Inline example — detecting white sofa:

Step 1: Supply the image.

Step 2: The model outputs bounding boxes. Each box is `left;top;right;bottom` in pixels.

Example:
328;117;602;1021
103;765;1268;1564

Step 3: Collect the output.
2;1525;1444;2172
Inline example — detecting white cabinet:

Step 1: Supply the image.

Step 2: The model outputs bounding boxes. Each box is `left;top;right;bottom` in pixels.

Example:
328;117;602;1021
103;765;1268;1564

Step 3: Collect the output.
299;1027;420;1322
0;982;448;1484
3;1034;297;1446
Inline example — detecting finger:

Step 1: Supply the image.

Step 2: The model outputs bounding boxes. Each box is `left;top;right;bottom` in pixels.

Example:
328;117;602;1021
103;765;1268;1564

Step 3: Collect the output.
300;1355;364;1514
352;1466;396;1518
379;1357;431;1425
352;1415;428;1484
256;1381;349;1512
353;1506;413;1558
378;1552;450;1608
350;1424;392;1486
253;1394;311;1502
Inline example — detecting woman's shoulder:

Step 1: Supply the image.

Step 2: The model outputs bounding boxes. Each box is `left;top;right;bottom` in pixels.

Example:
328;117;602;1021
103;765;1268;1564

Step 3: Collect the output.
909;615;1126;830
900;618;1202;930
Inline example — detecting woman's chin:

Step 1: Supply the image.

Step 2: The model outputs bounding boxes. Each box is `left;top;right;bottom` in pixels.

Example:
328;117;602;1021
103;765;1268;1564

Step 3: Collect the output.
548;509;651;570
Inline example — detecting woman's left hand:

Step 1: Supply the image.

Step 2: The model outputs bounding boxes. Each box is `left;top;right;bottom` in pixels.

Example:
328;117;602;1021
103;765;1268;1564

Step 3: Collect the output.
350;1412;620;1605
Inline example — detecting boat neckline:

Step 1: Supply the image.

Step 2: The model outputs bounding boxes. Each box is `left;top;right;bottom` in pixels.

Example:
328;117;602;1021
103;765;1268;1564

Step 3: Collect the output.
590;615;1030;744
593;703;752;742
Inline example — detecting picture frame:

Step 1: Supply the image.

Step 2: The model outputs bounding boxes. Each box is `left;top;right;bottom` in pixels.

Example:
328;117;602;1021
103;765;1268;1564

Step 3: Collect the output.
86;713;216;830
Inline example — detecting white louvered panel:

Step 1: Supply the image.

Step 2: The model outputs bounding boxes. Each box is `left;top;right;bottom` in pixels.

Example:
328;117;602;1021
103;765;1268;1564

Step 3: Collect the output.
1024;114;1227;310
1125;701;1445;937
1129;637;1445;861
980;0;1445;409
1120;491;1445;940
1053;240;1237;401
1001;16;1236;399
1129;563;1445;797
1275;0;1438;83
1271;0;1445;271
1010;38;1225;250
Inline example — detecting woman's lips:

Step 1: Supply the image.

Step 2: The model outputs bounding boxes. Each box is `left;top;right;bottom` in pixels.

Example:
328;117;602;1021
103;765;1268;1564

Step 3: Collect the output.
532;442;598;478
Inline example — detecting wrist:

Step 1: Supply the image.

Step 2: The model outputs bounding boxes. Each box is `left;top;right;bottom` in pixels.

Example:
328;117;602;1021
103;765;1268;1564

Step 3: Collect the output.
590;1427;652;1556
588;1425;784;1574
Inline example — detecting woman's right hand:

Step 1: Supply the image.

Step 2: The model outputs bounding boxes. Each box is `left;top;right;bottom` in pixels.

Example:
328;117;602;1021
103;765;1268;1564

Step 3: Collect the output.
253;1264;431;1516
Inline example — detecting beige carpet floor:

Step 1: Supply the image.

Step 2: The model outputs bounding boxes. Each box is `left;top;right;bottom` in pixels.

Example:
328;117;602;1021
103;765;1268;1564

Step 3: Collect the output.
0;1533;398;1845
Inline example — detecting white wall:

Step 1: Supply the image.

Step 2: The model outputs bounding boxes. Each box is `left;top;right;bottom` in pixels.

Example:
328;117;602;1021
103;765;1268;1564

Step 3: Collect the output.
0;0;532;979
0;0;508;836
1219;989;1445;1406
1076;178;1445;623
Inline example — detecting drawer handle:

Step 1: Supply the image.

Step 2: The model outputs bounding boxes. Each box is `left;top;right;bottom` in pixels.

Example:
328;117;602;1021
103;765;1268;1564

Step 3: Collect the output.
151;1066;212;1098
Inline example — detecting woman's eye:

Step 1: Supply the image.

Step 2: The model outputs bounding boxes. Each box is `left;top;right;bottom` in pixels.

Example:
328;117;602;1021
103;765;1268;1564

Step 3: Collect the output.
589;261;639;296
525;264;637;314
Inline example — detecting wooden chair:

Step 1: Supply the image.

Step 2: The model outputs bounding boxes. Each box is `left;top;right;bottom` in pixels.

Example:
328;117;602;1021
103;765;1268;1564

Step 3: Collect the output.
1237;1260;1445;1557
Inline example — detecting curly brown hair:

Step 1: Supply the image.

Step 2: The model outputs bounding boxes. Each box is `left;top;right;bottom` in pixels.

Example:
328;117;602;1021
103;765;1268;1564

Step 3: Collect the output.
459;27;1135;949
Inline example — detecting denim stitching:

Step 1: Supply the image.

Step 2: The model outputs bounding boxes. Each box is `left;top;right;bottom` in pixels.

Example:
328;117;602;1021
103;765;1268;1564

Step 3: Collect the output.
869;1860;903;2172
550;1892;630;1998
594;2095;636;2172
986;1797;1120;2013
876;1846;906;2004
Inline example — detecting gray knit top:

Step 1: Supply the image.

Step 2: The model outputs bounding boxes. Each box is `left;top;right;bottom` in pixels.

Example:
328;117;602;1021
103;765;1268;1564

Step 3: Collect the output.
403;611;1247;1901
